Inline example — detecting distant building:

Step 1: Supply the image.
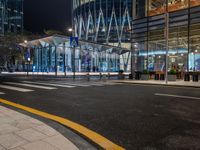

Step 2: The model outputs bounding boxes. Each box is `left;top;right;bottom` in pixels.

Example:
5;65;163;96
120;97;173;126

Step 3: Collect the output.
0;0;23;35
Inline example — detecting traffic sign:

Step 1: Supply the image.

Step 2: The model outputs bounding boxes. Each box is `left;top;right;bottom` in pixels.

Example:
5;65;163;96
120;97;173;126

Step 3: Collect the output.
70;36;78;47
25;50;30;61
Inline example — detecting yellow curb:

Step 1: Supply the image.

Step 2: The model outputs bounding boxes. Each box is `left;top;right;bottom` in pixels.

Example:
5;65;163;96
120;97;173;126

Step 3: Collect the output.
0;98;125;150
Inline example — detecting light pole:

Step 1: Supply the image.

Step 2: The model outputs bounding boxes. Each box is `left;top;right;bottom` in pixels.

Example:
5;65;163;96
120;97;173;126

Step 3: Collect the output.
165;0;169;84
68;28;73;33
27;57;31;76
68;28;76;80
24;40;31;76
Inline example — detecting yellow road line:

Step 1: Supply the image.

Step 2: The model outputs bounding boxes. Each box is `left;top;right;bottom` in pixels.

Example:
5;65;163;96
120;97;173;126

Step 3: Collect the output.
0;98;125;150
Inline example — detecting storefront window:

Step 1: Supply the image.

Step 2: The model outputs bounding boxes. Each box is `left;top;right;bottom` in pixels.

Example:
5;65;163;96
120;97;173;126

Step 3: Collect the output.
148;0;165;16
135;42;148;71
168;26;188;72
190;0;200;7
148;29;165;72
134;0;147;19
148;0;190;15
189;23;200;71
168;0;188;12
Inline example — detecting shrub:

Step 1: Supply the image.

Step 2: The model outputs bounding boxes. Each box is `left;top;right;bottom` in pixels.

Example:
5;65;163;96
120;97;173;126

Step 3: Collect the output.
119;70;124;74
169;69;176;75
143;69;149;74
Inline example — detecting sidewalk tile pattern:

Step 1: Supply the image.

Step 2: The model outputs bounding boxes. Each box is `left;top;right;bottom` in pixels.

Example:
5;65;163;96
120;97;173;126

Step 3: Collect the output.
0;105;79;150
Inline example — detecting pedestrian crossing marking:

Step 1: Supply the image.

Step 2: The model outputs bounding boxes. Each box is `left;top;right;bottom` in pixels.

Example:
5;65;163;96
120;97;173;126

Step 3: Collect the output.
21;81;119;88
22;81;105;88
84;83;104;86
22;81;75;88
0;92;5;95
69;81;105;86
4;82;57;90
0;80;120;94
0;85;34;92
57;83;91;87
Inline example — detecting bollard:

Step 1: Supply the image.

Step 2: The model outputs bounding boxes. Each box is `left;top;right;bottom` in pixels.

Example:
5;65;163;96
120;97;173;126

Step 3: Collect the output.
99;72;102;80
86;73;90;81
102;74;107;82
108;73;111;80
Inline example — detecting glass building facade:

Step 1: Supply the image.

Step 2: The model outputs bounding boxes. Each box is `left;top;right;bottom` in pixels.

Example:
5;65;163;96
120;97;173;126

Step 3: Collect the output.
21;35;130;73
72;0;132;71
132;0;200;73
0;0;23;35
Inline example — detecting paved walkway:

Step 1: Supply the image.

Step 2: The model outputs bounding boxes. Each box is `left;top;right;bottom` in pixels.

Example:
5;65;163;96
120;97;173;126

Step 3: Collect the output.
0;105;79;150
113;79;200;88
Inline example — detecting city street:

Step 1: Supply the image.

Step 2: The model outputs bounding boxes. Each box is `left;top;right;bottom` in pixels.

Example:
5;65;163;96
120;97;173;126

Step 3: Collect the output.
0;75;200;150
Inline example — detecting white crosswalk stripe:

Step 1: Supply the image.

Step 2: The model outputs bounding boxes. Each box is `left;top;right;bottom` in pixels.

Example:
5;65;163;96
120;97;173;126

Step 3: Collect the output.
68;81;104;86
0;85;34;92
101;82;122;85
83;83;104;86
37;81;104;87
4;82;57;90
22;81;75;88
0;92;5;95
58;83;91;87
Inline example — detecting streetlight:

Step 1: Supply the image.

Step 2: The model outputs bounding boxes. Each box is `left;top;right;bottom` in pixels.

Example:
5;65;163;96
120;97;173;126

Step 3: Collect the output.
68;28;76;80
24;40;31;76
68;28;73;33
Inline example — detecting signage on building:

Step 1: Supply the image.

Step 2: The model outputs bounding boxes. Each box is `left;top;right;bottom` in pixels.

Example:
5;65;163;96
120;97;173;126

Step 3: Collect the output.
70;36;79;47
25;50;31;61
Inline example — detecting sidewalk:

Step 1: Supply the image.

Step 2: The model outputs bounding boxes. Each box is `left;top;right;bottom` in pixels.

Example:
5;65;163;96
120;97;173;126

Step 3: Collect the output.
113;79;200;88
0;105;79;150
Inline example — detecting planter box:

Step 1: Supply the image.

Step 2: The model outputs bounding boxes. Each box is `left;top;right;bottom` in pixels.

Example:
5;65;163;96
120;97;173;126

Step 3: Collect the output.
168;74;176;81
135;72;141;80
184;73;190;81
141;74;149;80
192;74;198;82
118;73;125;80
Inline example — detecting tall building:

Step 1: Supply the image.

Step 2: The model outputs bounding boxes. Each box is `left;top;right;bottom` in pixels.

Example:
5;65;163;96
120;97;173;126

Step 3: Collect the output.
72;0;132;49
0;0;23;35
73;0;200;74
72;0;132;72
132;0;200;73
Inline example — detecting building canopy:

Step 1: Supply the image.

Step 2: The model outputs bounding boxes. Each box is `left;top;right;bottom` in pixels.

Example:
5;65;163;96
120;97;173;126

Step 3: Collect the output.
19;35;130;55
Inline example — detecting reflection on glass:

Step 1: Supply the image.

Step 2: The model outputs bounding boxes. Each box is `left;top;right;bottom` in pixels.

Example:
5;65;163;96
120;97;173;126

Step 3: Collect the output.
135;42;148;71
148;29;165;72
33;43;121;73
148;0;165;16
148;0;191;16
189;23;200;71
168;0;188;12
168;26;188;72
190;0;200;7
135;0;147;19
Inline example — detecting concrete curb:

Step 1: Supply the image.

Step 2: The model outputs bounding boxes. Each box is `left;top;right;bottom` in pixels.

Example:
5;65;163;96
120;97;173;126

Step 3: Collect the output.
112;80;200;89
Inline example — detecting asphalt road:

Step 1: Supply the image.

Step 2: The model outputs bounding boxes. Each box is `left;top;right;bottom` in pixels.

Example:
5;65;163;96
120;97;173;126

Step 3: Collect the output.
0;75;200;150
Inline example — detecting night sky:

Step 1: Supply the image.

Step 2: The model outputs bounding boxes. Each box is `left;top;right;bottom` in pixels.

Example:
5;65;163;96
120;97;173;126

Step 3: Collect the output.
24;0;72;34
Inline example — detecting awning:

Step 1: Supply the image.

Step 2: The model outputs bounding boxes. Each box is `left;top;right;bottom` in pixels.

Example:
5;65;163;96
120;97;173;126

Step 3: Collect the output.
19;34;130;55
